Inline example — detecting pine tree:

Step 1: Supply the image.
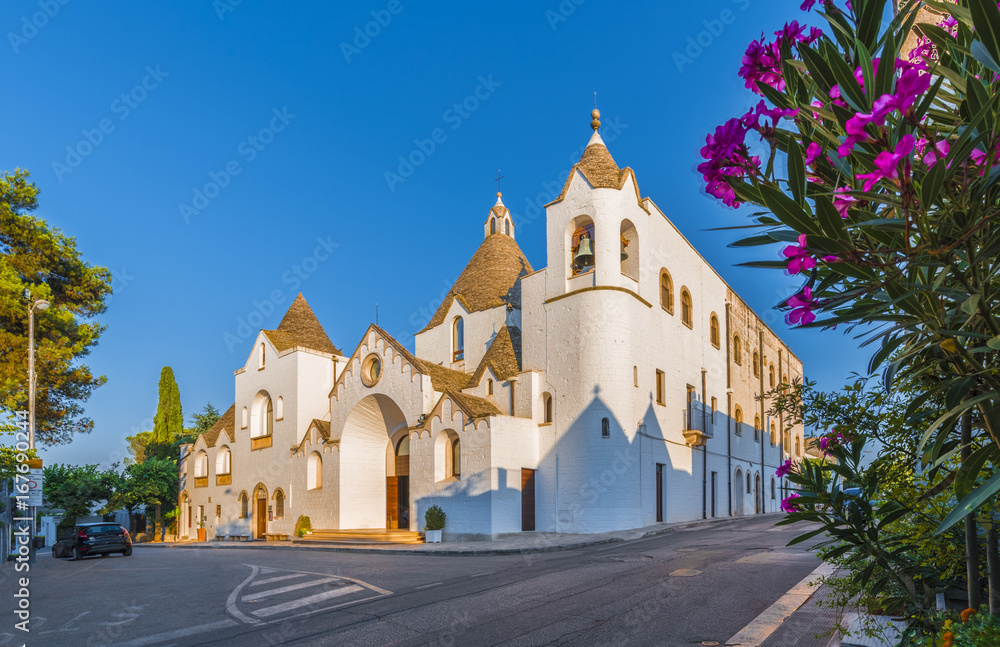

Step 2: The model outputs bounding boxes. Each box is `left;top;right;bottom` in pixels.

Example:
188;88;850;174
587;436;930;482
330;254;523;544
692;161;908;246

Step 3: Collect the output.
151;367;182;443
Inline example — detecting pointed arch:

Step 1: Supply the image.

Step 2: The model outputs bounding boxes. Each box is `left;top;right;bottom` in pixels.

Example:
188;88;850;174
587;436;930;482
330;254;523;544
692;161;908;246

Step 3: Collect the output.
680;288;693;328
620;219;638;280
710;313;720;348
659;269;674;313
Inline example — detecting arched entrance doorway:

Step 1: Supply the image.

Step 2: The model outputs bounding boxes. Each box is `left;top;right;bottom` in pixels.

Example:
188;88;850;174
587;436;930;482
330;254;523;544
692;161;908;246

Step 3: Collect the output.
733;468;743;516
387;434;410;529
340;394;409;529
754;473;761;514
252;484;268;539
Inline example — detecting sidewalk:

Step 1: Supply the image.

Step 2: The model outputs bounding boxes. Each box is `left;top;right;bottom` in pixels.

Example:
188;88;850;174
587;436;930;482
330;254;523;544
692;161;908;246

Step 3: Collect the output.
137;513;781;556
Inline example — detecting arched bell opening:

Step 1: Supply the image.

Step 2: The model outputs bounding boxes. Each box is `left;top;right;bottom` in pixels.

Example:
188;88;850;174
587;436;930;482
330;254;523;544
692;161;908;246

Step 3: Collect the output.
568;216;595;278
620;219;638;281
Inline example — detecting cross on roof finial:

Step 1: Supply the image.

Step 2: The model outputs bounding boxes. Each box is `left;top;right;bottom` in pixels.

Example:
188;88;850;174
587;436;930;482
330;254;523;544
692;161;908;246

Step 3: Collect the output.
495;169;504;196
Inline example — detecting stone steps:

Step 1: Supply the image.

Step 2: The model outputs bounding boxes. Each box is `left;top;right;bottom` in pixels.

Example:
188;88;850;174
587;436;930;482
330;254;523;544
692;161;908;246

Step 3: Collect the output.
293;529;425;545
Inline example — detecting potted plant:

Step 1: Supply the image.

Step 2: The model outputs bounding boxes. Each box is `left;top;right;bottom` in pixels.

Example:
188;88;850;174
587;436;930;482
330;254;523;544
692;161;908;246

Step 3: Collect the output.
196;519;206;542
294;515;312;538
423;505;445;543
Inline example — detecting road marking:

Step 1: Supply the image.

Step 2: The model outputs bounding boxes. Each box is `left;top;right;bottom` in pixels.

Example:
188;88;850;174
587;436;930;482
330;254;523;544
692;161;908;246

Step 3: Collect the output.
252;585;363;618
226;565;264;625
242;577;339;602
105;619;239;647
251;573;309;586
725;562;835;646
469;571;493;578
416;582;443;589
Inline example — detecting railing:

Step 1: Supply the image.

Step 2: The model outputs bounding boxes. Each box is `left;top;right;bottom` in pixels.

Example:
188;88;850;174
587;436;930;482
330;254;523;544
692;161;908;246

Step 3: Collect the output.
251;435;273;451
680;402;714;438
194;476;208;488
216;473;232;486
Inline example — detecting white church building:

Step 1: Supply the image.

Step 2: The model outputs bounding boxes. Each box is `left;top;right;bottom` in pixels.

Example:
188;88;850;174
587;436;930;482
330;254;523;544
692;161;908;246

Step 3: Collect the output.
180;112;805;541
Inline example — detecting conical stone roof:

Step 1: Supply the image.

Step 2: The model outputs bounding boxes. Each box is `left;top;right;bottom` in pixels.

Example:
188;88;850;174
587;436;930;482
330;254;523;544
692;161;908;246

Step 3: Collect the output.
263;293;341;355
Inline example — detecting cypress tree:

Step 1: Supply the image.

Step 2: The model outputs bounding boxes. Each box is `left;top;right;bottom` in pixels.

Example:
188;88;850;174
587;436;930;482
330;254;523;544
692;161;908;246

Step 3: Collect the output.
152;367;182;443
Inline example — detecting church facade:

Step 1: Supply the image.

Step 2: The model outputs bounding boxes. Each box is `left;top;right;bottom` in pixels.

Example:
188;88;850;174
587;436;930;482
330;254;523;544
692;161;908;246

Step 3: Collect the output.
179;114;804;541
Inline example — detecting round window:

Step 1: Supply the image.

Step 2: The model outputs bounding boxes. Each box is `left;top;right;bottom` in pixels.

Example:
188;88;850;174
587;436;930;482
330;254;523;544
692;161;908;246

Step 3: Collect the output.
361;354;382;387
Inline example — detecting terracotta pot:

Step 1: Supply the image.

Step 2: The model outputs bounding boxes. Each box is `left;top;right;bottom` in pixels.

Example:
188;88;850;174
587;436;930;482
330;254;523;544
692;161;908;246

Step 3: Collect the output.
197;528;206;542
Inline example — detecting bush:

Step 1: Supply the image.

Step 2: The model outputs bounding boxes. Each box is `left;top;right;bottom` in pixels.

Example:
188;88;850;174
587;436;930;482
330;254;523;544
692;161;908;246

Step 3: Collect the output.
294;515;311;538
424;505;445;531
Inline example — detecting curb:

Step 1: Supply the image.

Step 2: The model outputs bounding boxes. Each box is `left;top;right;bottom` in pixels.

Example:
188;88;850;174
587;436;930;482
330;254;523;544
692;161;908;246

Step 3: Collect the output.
132;514;782;557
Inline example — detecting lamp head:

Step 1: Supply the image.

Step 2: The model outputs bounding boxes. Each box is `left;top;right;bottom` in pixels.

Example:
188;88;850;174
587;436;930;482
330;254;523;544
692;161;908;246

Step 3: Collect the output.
34;300;50;311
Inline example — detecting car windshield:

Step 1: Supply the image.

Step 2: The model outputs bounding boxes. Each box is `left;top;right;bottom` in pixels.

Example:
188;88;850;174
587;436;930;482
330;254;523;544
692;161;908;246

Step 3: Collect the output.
89;525;121;534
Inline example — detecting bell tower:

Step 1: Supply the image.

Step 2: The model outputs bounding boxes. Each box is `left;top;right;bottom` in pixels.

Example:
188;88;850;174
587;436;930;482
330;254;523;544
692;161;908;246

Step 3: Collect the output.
483;192;515;240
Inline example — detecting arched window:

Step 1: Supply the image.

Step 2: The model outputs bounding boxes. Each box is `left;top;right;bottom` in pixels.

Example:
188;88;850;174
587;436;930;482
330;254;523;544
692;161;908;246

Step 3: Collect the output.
542;393;552;423
602;417;610;438
490;218;496;235
570;217;596;276
754;415;761;442
746;472;752;494
770;422;777;446
504;220;510;235
194;451;209;477
753;351;760;377
307;452;322;490
733;335;742;364
660;271;674;313
771;478;776;500
795;435;801;456
680;289;693;328
242;406;248;429
250;393;274;438
259;342;265;369
487;379;493;395
216;446;232;475
452;316;464;362
451;438;461;477
710;314;720;348
783;429;790;451
734;407;743;435
620;220;638;280
239;492;249;518
274;490;284;519
276;396;283;420
769;364;775;388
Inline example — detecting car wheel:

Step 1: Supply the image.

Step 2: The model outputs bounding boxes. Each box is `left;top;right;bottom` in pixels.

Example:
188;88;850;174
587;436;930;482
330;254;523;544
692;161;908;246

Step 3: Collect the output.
122;546;132;557
100;552;109;557
51;546;58;559
72;547;81;561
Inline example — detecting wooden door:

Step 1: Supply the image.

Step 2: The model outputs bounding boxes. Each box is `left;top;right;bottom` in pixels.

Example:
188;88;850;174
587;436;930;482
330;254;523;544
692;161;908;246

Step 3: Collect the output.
256;498;266;538
521;469;535;531
386;476;398;529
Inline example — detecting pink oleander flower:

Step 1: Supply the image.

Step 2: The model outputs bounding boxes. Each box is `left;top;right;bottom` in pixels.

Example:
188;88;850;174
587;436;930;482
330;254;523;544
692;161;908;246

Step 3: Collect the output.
856;134;915;192
786;286;818;325
805;142;822;166
917;138;949;167
741;100;798;133
833;186;857;218
780;493;802;513
776;459;794;478
739;21;821;95
819;436;830;451
784;234;817;274
698;118;760;208
800;0;816;10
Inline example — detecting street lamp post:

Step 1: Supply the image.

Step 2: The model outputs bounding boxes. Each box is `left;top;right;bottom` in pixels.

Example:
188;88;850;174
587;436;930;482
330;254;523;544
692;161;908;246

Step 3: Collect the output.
26;297;49;565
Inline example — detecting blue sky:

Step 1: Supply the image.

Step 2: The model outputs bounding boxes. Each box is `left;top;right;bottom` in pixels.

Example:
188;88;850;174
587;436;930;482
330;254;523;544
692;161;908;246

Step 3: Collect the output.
2;0;868;468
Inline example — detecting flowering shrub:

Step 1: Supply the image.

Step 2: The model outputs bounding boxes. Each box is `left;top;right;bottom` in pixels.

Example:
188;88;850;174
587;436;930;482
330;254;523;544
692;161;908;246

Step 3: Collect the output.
917;607;1000;646
700;0;1000;534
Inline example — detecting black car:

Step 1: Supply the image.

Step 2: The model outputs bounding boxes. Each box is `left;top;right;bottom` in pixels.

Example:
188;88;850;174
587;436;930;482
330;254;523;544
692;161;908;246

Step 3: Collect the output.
52;523;132;560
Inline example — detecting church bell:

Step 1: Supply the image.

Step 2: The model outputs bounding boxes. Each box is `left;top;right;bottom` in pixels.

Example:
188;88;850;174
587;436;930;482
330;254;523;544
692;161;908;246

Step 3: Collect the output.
574;235;594;270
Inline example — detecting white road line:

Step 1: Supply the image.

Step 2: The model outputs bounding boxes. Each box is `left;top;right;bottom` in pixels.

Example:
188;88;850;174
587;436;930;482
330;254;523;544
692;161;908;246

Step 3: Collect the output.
251;573;309;586
227;565;264;626
415;582;443;589
469;571;493;577
105;619;239;647
242;577;340;602
725;562;835;647
252;585;363;618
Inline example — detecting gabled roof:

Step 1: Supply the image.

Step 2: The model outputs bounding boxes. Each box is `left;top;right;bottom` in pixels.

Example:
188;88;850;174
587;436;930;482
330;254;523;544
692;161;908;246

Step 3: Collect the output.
420;233;533;333
330;325;471;397
262;293;341;355
469;325;521;385
424;390;501;425
291;419;332;454
547;131;650;214
201;404;236;448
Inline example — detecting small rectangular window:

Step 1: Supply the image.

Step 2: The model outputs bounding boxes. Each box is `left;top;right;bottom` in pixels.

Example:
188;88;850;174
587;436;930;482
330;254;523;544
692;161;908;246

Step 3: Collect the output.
656;370;665;406
601;417;610;438
216;505;222;518
710;397;717;423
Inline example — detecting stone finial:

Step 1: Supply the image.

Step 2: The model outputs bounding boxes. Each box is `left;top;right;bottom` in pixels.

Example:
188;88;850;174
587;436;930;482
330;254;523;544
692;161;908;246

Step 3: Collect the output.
591;108;601;132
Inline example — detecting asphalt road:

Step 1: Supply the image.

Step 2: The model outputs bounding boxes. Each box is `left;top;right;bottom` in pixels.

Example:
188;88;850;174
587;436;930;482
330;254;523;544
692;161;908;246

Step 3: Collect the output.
17;515;821;647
